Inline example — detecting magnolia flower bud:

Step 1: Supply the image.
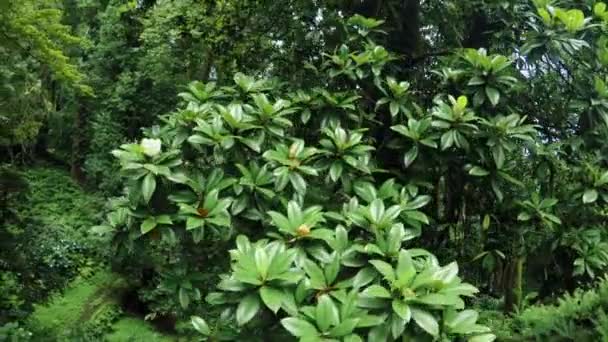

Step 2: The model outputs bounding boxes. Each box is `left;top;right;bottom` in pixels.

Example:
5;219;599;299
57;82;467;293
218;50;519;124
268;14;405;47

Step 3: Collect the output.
296;224;310;237
141;138;162;157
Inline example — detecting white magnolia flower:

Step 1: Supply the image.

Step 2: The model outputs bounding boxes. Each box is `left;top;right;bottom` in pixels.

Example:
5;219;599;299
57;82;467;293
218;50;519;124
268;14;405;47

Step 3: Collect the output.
140;138;162;157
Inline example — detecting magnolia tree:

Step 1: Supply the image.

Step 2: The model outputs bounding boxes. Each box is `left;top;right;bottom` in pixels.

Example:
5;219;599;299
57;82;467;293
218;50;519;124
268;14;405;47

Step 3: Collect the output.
90;13;574;341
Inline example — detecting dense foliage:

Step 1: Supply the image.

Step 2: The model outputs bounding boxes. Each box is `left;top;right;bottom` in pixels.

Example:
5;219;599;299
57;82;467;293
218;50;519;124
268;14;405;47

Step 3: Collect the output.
3;0;608;340
0;167;103;322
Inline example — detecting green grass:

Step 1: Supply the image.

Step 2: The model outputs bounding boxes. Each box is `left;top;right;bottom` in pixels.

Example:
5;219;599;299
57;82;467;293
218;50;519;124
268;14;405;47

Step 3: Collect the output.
27;269;176;341
28;270;123;333
16;167;177;340
106;317;176;342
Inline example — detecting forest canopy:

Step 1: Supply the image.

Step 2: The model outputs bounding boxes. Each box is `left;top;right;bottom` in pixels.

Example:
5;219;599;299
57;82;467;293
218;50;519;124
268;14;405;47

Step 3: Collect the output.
3;0;608;341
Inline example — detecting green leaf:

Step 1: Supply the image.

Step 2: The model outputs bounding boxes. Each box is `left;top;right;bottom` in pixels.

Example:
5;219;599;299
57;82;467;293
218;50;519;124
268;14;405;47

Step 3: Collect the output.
156;215;172;225
329;318;360;337
179;287;190;309
416;293;462;306
140;218;157;235
368;325;389;342
352;267;377;288
404;210;429;224
324;255;341;284
469;166;490;177
469;334;497;342
369;260;395;282
583;189;599;204
391;315;405;338
186;217;206;230
191;316;210;335
90;225;114;234
485;87;500;106
403;146;418;168
260;286;284;313
203;189;219;211
236;294;261;326
387;225;405;254
441;131;456;150
304;259;327;289
390;101;399;116
369;199;384;223
329;162;343;182
446;309;478;331
434;261;459;283
468;76;485;86
491;146;505;169
482;214;490;230
316;294;340;331
281;317;319;337
289;172;307;194
335;226;348;251
392;300;411;322
268;211;291;232
595;2;607;16
362;285;392;298
142;173;156;204
355;182;377;202
396;250;416;286
456;96;468;109
255;248;270;279
411;308;439;337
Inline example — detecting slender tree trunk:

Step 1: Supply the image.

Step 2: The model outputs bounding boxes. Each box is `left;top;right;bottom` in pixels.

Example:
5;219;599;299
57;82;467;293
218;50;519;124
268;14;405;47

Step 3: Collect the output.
504;256;524;313
491;259;504;296
198;49;214;82
71;102;87;184
6;146;14;164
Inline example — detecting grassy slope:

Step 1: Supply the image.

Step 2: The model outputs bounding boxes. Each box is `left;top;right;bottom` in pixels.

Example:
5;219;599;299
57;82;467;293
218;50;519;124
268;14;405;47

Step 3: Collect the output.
29;269;174;341
21;167;175;341
106;318;176;342
28;270;121;332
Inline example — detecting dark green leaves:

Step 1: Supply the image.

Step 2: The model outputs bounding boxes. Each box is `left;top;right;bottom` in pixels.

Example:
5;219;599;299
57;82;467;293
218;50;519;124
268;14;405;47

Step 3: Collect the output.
411;308;439;337
236;294;261;326
140;218;156;234
281;317;319;337
583;189;599;204
392;300;411;322
485;87;500;106
469;166;490;177
316;295;340;331
260;286;285;313
191;316;210;335
142;173;156;204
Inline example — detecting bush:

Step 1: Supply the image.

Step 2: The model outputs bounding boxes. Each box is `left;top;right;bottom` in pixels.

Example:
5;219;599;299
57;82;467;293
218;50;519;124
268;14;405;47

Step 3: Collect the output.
0;167;105;322
98;15;497;341
0;165;28;221
84;111;127;194
513;277;608;340
478;277;608;341
0;322;33;341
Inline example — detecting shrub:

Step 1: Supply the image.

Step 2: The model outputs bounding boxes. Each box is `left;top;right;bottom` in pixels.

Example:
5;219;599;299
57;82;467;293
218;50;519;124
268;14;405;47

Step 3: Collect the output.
477;278;608;341
0;167;105;322
97;15;498;341
84;111;127;194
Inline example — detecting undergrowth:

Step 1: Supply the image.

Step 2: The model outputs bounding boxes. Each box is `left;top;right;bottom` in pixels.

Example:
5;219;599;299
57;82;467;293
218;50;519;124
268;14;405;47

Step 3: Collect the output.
1;166;106;322
106;317;176;342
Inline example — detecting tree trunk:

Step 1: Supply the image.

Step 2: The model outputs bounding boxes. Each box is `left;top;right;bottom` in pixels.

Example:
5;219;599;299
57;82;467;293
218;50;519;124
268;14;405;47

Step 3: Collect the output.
504;256;524;313
198;49;214;82
71;102;88;184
